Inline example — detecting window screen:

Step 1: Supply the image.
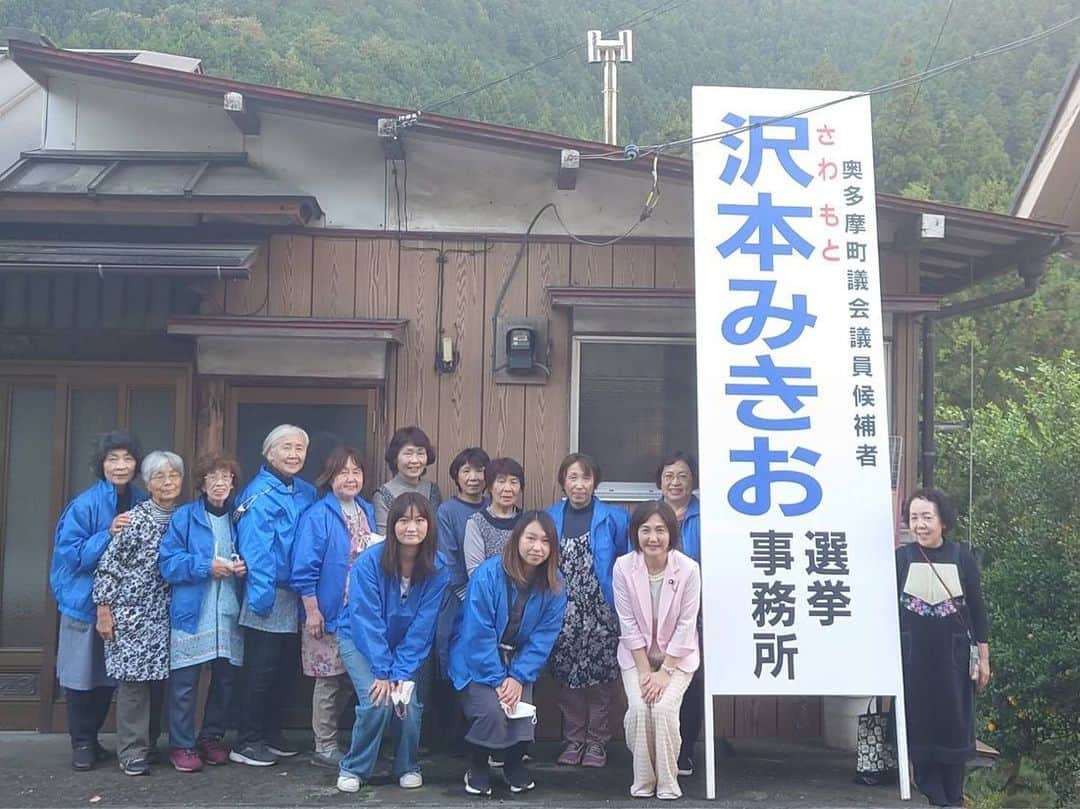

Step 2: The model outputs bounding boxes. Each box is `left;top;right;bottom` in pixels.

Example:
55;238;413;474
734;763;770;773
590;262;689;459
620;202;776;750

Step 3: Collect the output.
577;340;698;483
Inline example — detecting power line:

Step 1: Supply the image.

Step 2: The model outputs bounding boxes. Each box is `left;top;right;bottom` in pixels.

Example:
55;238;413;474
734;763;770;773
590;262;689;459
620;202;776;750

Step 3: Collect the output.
580;12;1080;161
895;0;956;146
417;0;697;115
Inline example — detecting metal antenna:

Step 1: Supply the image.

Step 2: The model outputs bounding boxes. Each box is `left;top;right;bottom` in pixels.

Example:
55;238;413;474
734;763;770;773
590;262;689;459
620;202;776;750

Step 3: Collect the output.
587;30;633;145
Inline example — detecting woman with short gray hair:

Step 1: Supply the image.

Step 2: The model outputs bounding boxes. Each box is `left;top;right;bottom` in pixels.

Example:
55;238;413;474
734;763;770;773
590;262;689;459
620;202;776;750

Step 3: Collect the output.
231;424;316;766
93;450;184;776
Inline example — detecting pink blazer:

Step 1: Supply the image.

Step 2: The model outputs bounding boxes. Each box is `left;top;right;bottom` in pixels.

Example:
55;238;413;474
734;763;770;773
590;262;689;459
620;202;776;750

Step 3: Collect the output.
613;549;701;673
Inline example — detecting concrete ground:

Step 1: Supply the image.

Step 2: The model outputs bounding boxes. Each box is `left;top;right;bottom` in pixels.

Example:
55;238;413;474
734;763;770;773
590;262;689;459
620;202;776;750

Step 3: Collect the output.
0;733;917;809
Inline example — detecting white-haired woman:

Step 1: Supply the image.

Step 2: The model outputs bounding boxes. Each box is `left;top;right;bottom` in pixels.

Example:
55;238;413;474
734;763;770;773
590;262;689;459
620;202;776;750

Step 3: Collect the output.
93;450;184;776
231;424;317;767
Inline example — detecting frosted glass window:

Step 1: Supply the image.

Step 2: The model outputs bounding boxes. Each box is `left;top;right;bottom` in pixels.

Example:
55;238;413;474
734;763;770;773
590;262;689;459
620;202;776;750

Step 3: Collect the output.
1;386;56;647
577;341;698;483
67;389;118;498
129;388;176;457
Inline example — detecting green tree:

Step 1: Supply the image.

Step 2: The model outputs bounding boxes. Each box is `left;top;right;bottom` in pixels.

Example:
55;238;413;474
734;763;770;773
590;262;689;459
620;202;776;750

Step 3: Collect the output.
936;353;1080;805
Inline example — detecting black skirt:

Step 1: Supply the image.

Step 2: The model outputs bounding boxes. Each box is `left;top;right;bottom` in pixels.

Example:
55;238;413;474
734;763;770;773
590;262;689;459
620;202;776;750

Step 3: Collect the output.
460;682;536;750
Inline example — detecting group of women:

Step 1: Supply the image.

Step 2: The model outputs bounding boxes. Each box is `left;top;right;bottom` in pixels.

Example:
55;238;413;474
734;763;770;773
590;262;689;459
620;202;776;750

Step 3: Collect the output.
50;424;706;799
49;419;988;806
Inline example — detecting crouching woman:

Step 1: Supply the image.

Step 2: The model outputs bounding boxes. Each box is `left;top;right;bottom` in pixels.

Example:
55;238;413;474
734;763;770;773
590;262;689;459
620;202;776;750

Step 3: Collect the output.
336;492;449;793
613;501;701;800
451;511;567;796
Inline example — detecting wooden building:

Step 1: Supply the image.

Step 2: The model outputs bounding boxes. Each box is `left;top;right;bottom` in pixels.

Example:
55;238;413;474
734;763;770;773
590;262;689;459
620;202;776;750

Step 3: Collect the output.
0;39;1067;736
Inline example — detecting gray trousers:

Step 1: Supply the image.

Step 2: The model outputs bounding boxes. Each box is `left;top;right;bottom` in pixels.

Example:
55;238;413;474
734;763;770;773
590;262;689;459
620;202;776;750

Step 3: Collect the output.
116;681;164;764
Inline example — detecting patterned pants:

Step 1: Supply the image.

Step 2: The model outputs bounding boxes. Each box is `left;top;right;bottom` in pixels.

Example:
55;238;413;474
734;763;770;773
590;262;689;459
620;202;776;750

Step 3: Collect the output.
621;668;693;799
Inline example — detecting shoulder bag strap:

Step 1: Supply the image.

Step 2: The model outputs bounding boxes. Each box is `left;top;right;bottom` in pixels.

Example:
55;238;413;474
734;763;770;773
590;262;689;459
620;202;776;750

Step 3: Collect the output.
914;544;974;640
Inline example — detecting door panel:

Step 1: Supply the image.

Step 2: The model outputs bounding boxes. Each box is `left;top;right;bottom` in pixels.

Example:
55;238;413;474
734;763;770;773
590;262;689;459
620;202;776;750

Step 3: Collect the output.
0;363;191;730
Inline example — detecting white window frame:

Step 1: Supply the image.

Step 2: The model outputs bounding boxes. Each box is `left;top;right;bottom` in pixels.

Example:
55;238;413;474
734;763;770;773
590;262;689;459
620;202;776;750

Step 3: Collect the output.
570;334;697;502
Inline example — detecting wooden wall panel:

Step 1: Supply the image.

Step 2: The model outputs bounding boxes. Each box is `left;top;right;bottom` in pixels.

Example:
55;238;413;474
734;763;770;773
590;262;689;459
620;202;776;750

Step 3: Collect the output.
734;696;778;737
101;276;125;328
613;244;655;288
570;244;613;287
355;238;400;319
1;275;26;327
479;242;526;463
225;247;269;316
75;275;101;328
123;276;149;330
201;279;227;315
523;242;570;509
654;244;694;289
776;696;822;739
26;275;51;329
268;234;313;317
312;238;357;318
434;241;486;496
146;278;173;330
395;241;442;479
52;275;76;329
713;695;736;738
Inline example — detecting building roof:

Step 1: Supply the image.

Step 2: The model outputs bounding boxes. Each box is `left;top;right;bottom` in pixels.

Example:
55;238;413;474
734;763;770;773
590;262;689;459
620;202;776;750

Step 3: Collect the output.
0;149;322;224
4;39;1070;293
1011;56;1080;225
0;240;259;278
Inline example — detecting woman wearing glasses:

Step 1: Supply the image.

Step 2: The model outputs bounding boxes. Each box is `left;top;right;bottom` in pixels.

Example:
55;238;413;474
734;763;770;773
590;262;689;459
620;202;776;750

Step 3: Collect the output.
93;451;185;775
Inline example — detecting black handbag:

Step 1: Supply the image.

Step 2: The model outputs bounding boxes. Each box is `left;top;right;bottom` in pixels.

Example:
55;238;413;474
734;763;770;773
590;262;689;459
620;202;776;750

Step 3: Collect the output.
854;697;898;786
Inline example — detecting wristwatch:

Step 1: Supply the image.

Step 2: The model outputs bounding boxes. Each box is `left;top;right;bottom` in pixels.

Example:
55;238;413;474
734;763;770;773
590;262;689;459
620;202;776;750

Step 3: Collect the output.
661;664;676;675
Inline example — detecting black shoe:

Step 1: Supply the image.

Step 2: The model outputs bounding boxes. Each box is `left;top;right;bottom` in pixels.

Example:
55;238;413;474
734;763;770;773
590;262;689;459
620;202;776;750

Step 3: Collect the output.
265;735;299;757
145;747;162;765
93;742;114;763
464;769;492;796
122;757;151;776
677;752;694;776
228;742;278;767
504;762;536;793
72;745;95;771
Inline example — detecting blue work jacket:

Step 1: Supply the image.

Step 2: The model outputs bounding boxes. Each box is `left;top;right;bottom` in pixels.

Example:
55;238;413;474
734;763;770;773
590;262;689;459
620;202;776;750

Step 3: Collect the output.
235;466;316;617
50;479;147;623
343;543;449;681
675;495;701;564
290;491;377;634
546;496;629;608
449;555;567;690
158;497;237;634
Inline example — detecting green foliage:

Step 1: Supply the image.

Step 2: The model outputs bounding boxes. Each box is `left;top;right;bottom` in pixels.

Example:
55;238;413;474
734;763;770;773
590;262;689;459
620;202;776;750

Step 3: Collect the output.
937;354;1080;806
3;0;1078;186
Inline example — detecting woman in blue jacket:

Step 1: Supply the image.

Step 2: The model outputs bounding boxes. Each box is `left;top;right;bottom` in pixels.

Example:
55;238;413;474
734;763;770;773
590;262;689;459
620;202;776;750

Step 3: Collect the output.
290;446;379;769
336;492;449;793
546;453;629;769
230;424;316;767
451;511;567;796
49;429;145;771
158;452;246;773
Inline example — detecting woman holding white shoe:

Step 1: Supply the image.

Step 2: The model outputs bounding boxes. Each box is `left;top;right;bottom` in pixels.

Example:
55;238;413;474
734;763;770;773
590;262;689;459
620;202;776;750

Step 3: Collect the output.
450;511;566;796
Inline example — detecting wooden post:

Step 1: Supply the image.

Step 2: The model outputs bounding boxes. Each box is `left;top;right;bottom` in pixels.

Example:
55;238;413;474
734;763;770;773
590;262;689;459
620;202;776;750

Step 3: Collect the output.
194;377;225;458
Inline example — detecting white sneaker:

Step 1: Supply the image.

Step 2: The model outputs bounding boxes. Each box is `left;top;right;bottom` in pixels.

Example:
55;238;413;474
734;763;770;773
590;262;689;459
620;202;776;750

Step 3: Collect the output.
398;771;423;789
337;773;361;793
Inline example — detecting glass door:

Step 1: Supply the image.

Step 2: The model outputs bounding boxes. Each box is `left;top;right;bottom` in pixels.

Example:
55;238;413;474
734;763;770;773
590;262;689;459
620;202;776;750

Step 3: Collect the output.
225;387;376;492
0;364;190;730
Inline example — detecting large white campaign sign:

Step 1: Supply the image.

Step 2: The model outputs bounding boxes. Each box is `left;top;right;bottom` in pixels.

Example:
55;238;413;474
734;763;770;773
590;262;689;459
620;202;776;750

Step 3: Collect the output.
691;87;908;797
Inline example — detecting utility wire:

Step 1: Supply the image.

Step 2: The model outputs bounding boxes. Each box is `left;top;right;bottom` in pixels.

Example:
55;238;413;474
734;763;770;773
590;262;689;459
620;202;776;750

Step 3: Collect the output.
895;0;956;146
417;0;697;115
579;12;1080;160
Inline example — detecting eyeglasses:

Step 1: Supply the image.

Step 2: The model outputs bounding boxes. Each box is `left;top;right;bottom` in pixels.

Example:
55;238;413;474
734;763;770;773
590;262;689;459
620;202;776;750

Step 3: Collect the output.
150;470;183;482
661;472;691;483
204;472;234;483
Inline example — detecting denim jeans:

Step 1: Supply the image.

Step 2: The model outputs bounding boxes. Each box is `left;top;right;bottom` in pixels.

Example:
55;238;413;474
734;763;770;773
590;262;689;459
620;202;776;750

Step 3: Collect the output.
338;636;424;780
168;658;236;750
